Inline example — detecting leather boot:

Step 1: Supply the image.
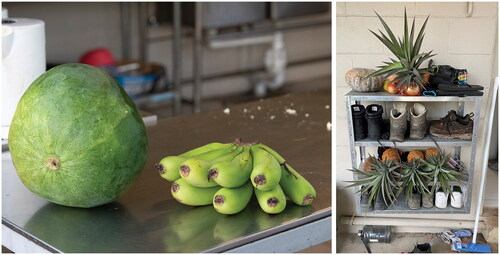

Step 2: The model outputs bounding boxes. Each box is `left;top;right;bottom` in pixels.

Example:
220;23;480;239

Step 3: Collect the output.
389;102;407;142
351;104;367;141
366;104;384;140
409;103;428;140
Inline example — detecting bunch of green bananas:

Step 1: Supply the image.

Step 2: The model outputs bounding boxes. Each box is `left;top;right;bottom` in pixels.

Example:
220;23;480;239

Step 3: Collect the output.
156;139;316;215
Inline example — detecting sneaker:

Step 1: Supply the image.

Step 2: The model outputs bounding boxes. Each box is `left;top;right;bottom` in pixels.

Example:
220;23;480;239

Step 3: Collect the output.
429;110;474;140
450;186;463;209
435;187;449;209
440;231;462;244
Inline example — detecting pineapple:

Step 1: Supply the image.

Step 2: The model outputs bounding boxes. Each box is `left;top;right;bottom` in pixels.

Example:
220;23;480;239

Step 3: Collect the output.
407;150;424;163
363;156;375;171
425;147;439;159
382;148;400;162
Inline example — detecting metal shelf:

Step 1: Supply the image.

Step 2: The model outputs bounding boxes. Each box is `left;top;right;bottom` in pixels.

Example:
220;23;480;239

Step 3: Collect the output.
357;192;469;215
345;90;482;102
345;90;481;215
354;135;472;147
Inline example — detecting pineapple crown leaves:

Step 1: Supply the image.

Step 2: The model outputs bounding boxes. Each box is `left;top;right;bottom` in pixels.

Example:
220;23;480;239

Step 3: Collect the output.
365;8;436;90
346;156;401;210
396;160;432;198
420;152;465;194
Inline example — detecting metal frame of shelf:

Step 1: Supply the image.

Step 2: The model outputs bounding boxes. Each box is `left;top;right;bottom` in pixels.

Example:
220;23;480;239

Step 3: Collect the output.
344;90;483;215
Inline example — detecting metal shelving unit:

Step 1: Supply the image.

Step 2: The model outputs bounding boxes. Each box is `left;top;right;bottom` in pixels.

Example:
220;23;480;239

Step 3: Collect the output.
344;90;483;214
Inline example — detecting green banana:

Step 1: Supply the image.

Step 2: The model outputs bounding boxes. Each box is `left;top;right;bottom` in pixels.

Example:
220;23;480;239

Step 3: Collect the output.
180;146;243;187
156;142;234;181
257;143;286;164
254;185;287;214
280;164;316;205
170;178;220;206
250;145;281;191
208;146;253;188
180;142;234;157
213;181;253;215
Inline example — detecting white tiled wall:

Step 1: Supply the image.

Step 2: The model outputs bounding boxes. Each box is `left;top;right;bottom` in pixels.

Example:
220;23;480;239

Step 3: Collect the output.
336;2;498;218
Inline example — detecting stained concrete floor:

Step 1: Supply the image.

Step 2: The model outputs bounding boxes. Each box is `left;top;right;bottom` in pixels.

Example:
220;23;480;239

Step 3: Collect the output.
337;233;498;253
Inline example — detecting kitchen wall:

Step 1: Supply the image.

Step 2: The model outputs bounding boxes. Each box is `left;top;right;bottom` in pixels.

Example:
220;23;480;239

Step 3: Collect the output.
336;1;498;231
3;2;331;100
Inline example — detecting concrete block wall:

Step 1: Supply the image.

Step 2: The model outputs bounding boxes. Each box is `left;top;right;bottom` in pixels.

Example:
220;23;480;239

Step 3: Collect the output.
336;2;498;220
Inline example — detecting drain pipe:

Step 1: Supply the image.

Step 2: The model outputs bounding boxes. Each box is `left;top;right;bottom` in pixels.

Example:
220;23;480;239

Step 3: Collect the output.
208;32;287;97
339;216;487;230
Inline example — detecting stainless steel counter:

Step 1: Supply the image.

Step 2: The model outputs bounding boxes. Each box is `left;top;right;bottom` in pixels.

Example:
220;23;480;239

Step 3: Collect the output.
2;88;332;253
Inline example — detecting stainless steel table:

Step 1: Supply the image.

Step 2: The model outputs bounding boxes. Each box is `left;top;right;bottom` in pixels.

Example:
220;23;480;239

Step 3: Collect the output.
2;88;332;253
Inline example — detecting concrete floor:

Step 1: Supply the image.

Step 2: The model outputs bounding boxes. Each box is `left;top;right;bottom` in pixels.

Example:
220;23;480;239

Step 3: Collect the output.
337;233;498;253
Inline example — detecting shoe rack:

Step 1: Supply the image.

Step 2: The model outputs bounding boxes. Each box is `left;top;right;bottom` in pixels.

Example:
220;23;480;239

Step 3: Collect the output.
344;90;483;214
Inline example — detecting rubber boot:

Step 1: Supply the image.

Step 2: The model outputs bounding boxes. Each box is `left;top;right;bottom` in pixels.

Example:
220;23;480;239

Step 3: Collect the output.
351;104;367;141
366;104;384;140
409;103;428;140
389;102;407;142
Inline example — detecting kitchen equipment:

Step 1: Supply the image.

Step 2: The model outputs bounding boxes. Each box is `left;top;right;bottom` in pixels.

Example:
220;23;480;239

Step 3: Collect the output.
357;225;391;253
2;18;46;140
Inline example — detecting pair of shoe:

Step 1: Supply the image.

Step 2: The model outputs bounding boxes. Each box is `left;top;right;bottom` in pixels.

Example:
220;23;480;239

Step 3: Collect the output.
389;103;428;142
435;186;463;209
360;187;387;211
351;104;384;141
429;110;474;140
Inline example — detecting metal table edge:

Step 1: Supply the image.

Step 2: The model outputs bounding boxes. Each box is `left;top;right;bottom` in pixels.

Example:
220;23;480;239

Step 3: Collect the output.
2;217;62;253
202;207;332;253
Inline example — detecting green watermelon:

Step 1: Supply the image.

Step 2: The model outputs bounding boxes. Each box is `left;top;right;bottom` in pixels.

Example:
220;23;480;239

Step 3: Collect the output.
8;63;148;208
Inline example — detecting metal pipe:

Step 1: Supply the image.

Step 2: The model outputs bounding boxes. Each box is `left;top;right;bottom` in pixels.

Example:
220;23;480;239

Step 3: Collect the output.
138;2;148;62
120;3;131;60
208;35;275;49
472;79;498;243
192;2;203;113
172;2;182;116
340;216;487;230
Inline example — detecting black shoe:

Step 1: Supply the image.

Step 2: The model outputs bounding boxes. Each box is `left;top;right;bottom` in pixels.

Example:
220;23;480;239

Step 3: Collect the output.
374;190;387;210
410;243;432;253
366;104;384;140
360;186;374;212
351;104;367;141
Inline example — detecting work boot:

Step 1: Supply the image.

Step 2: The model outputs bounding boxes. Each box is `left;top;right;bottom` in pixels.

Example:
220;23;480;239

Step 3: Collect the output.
389;102;407;142
429;110;474;140
422;189;434;208
407;189;421;210
351;104;367;141
409;103;428;140
366;104;384;140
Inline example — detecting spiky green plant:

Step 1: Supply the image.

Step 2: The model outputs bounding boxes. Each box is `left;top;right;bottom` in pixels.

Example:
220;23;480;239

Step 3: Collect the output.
420;152;464;195
366;8;436;90
347;156;401;210
396;160;433;200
